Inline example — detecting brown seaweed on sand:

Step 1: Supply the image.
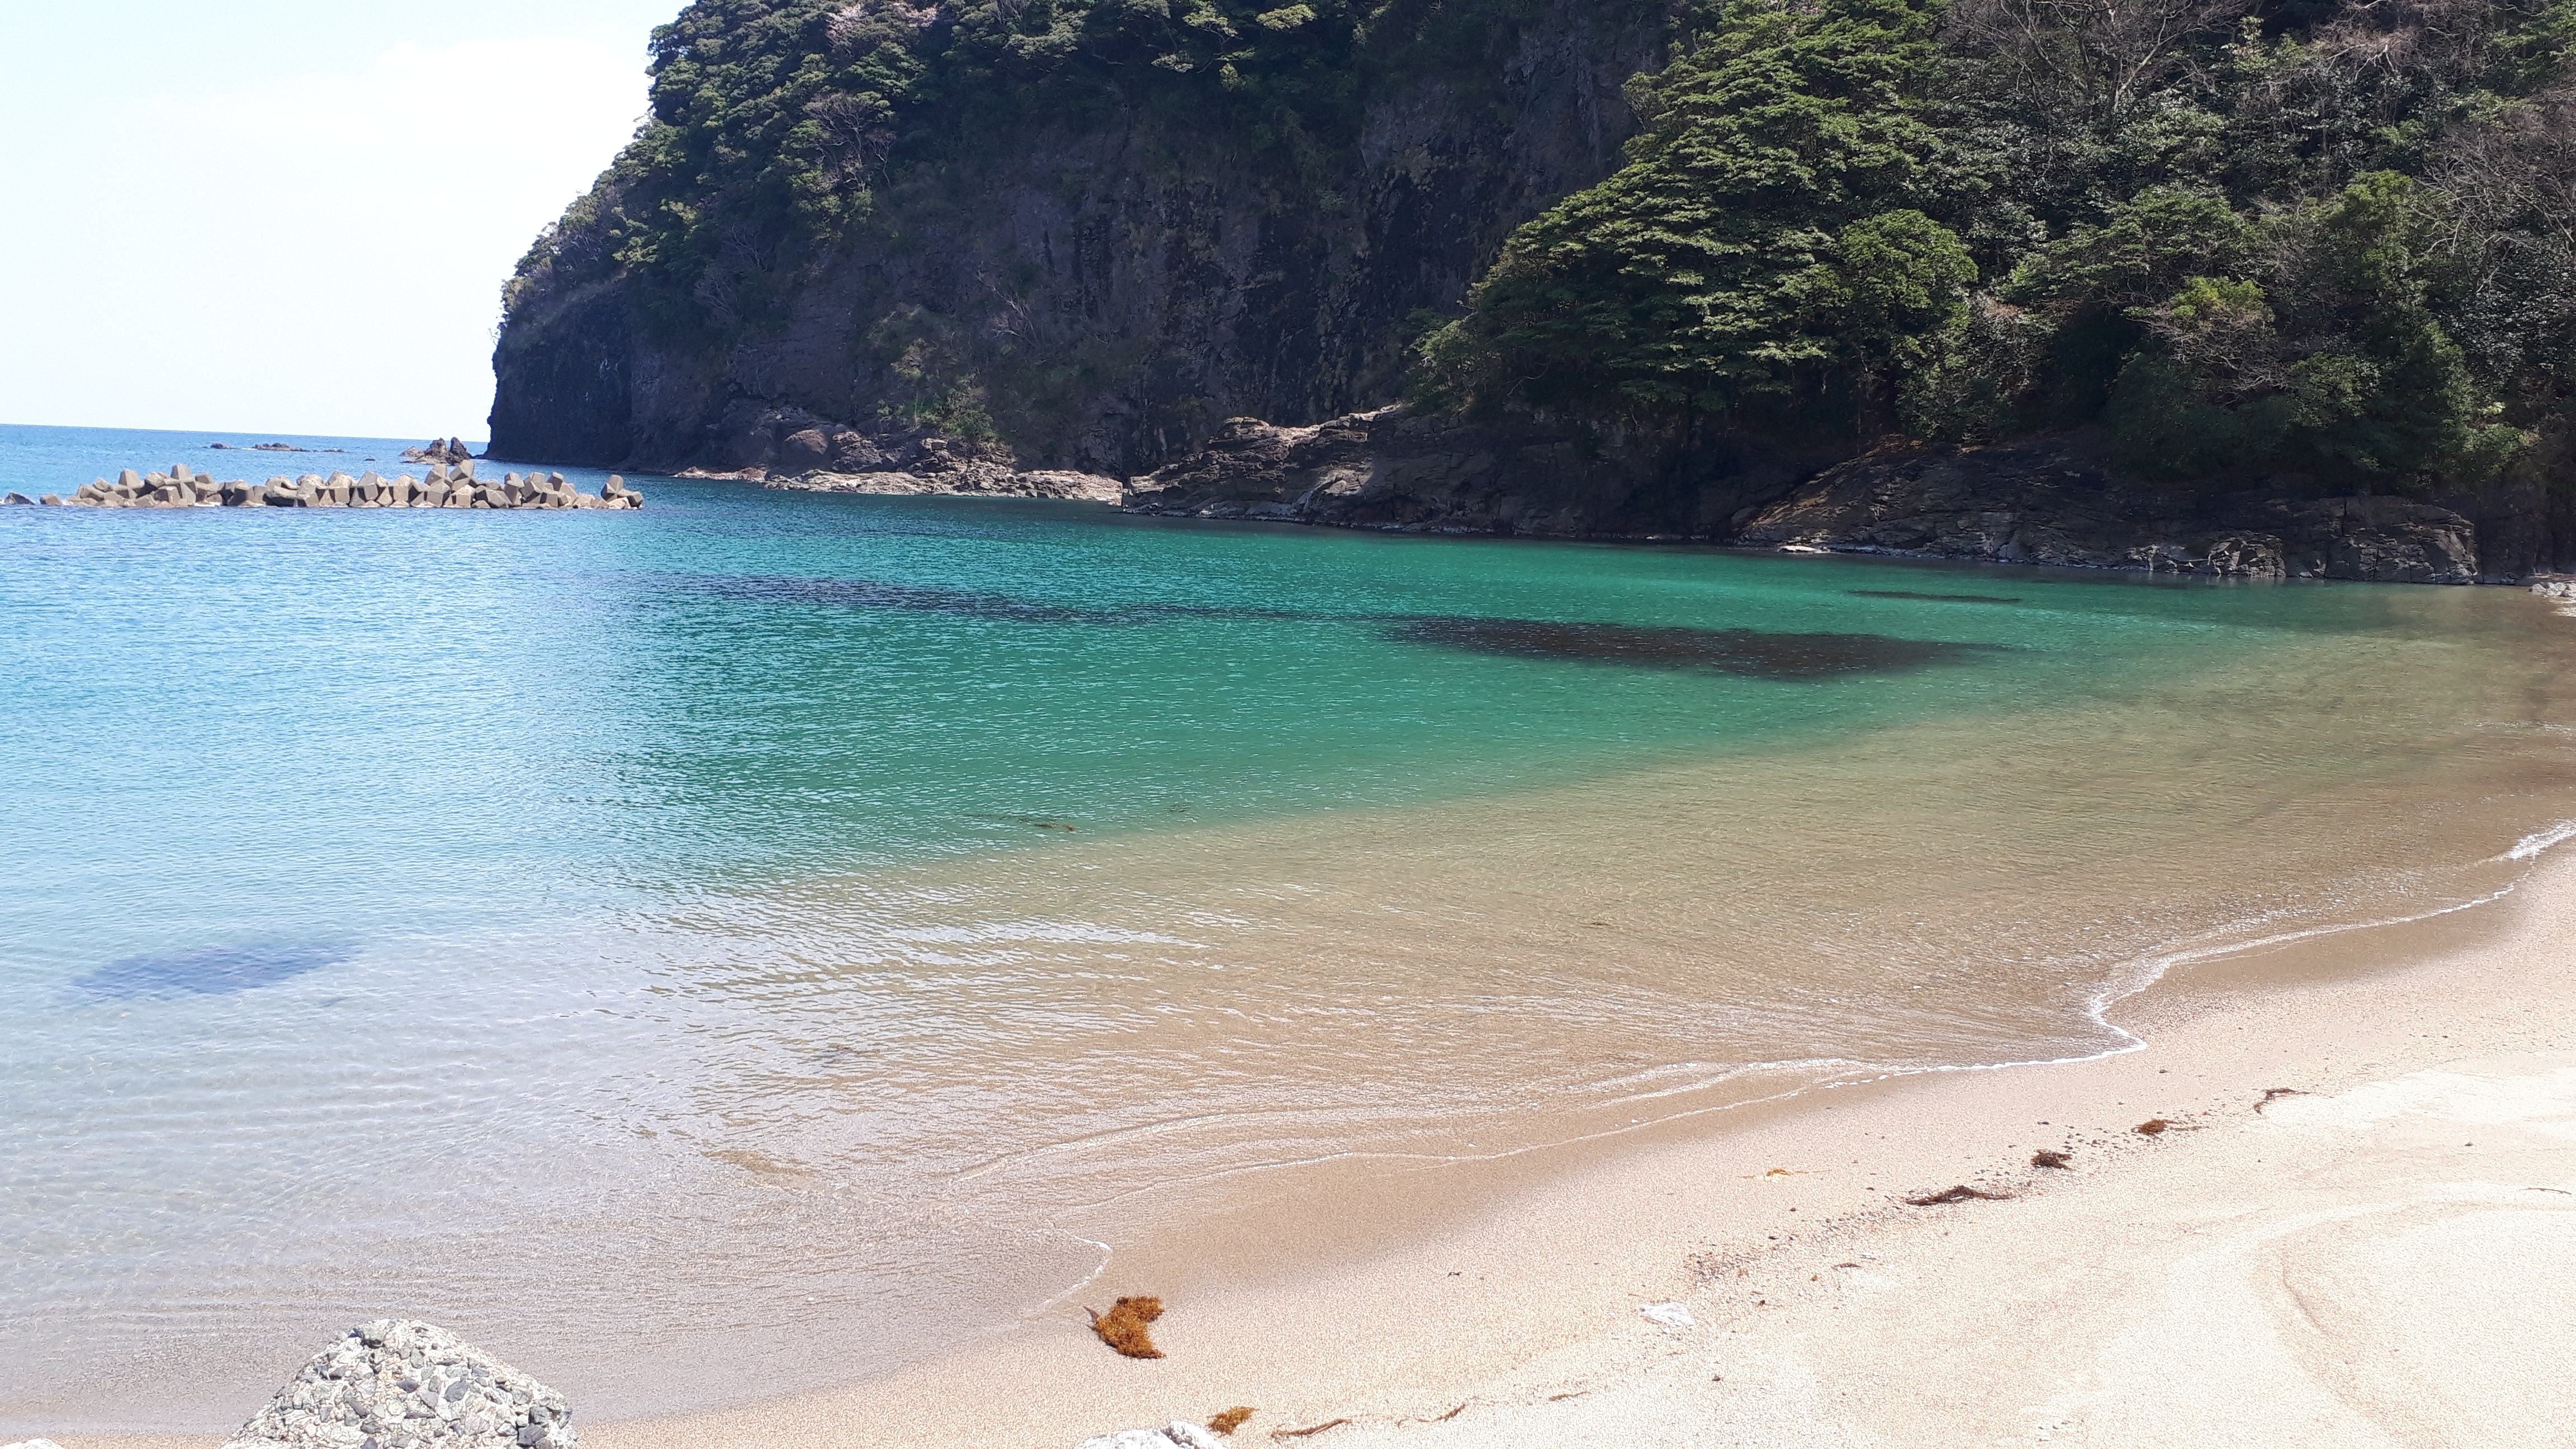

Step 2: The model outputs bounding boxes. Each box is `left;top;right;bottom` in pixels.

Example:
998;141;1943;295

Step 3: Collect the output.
2135;1118;2172;1135
2255;1088;2308;1114
1087;1296;1166;1358
2032;1149;2073;1169
1209;1408;1256;1436
1906;1185;2014;1205
1270;1419;1352;1439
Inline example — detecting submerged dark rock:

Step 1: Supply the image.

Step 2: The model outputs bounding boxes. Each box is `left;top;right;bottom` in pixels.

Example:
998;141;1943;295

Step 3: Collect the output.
1386;617;1985;678
654;575;1968;681
78;943;351;999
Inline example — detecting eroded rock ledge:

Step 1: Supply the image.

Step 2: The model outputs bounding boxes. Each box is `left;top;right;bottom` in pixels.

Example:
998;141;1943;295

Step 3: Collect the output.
672;425;1122;503
1123;411;2518;584
1737;434;2480;584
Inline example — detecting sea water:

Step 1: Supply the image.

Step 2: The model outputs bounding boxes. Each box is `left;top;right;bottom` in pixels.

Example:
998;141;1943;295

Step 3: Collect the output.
4;423;2574;1429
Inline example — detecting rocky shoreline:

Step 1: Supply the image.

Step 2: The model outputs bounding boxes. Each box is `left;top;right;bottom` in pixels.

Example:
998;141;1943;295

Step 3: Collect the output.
1117;411;2572;585
6;463;642;511
665;423;1124;504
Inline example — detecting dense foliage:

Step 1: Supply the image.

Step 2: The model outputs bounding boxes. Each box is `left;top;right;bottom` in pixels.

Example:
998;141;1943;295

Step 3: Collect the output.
1419;0;2576;495
513;0;2574;496
509;0;1656;332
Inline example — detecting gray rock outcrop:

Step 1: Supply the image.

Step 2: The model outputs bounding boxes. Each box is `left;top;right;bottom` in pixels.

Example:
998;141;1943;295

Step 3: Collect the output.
670;411;1123;503
1736;434;2482;583
766;464;1122;503
221;1320;573;1449
400;438;476;467
1122;407;1843;538
1124;414;2504;583
45;463;642;512
1072;1424;1224;1449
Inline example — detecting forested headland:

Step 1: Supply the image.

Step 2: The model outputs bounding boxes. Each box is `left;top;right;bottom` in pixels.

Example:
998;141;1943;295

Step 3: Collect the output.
494;0;2576;573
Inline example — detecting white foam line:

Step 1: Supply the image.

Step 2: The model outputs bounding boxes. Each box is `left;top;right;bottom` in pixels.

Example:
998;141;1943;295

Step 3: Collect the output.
2506;821;2576;862
1849;879;2529;1092
1029;1231;1115;1316
1019;850;2560;1284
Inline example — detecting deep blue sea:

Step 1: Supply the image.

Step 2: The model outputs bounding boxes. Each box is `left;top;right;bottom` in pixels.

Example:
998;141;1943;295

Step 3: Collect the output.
6;422;2574;1429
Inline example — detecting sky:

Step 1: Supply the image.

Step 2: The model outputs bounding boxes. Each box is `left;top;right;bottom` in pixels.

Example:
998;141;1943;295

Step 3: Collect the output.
0;2;685;439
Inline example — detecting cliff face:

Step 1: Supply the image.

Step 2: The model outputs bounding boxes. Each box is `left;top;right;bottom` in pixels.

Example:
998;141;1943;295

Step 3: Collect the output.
491;3;1670;477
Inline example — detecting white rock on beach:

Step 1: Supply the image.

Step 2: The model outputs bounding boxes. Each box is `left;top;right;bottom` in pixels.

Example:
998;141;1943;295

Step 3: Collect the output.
222;1319;574;1449
1637;1301;1696;1330
1073;1423;1224;1449
4;1439;70;1449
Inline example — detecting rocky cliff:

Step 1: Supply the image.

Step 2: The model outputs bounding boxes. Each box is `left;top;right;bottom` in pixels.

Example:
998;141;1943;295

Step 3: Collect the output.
491;1;1672;479
493;0;2574;579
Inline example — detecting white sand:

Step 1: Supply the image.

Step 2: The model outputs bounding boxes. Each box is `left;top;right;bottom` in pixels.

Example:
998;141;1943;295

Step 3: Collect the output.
61;854;2576;1449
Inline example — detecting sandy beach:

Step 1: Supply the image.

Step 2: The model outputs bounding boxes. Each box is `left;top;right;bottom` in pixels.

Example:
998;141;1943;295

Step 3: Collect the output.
66;842;2575;1449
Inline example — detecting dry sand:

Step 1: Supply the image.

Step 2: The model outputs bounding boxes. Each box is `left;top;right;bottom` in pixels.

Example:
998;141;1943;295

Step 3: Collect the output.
63;853;2576;1449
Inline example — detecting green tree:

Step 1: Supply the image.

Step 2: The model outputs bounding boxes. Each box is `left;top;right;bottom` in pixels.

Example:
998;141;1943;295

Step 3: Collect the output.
2104;174;2526;486
1412;0;1969;427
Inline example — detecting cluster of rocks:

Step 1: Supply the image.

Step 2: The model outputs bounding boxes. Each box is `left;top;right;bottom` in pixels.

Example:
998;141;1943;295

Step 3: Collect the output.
666;405;1125;503
2534;574;2576;599
402;438;477;467
219;1320;575;1449
7;463;642;511
766;462;1123;503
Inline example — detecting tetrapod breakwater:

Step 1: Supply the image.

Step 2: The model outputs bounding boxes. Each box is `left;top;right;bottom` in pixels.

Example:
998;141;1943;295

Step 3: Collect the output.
4;461;642;510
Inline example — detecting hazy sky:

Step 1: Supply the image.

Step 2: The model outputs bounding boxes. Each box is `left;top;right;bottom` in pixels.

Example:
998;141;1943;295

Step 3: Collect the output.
1;2;684;439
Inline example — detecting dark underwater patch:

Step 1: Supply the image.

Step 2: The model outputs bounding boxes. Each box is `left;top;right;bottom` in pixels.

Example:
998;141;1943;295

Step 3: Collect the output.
673;574;1103;624
78;942;352;999
655;575;1986;678
1848;589;2026;605
1386;617;1986;678
657;572;1305;627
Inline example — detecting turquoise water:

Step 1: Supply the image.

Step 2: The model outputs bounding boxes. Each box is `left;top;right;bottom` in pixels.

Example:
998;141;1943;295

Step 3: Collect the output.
4;422;2573;1429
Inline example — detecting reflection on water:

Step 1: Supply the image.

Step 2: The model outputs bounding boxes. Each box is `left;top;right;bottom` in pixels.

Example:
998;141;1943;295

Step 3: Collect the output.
3;424;2575;1432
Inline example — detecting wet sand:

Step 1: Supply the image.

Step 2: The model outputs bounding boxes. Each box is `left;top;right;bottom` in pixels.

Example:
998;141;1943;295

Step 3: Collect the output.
535;850;2572;1449
593;852;2569;1449
63;846;2564;1449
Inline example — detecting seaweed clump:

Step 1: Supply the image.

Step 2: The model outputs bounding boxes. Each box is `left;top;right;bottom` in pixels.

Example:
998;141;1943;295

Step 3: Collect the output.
1209;1407;1256;1436
1088;1296;1166;1359
1905;1185;2014;1205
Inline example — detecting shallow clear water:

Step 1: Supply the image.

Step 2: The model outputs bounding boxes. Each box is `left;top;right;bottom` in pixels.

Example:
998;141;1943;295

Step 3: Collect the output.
4;423;2574;1429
